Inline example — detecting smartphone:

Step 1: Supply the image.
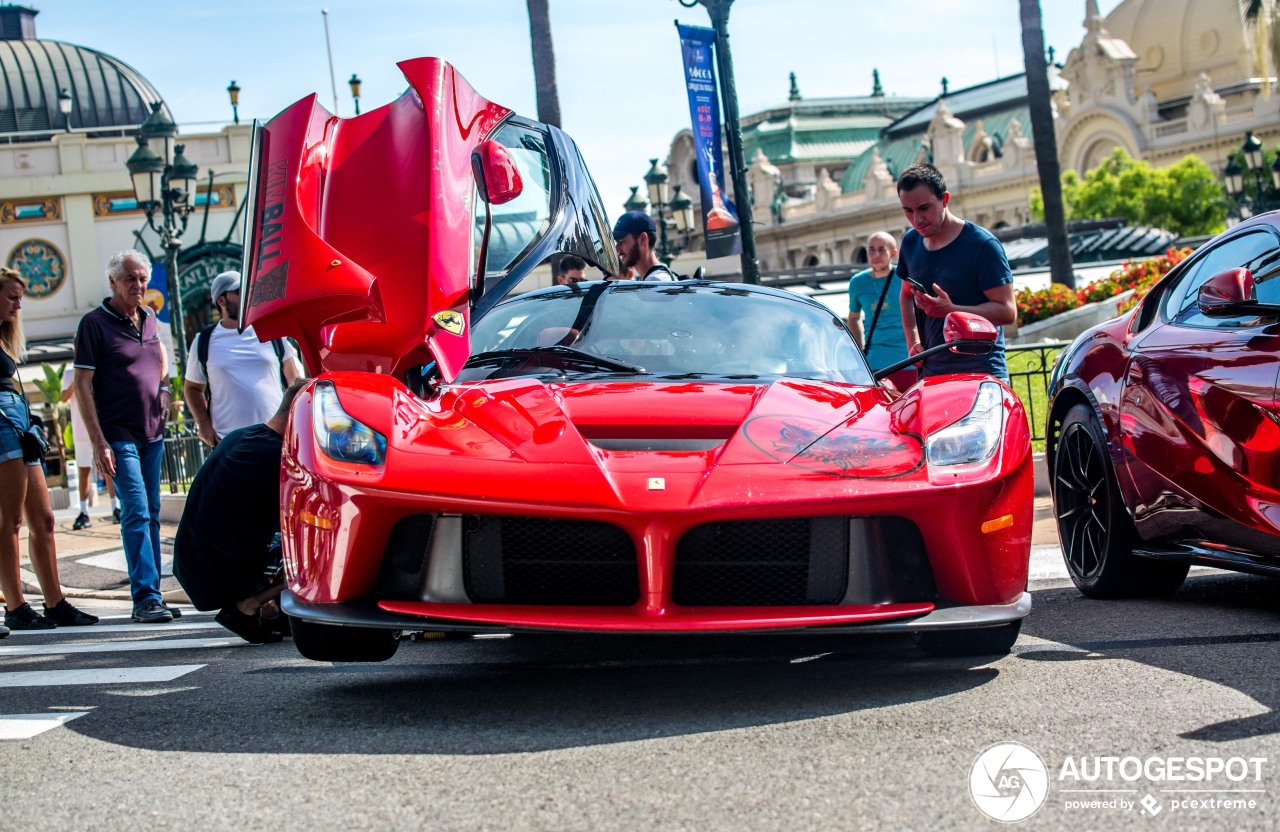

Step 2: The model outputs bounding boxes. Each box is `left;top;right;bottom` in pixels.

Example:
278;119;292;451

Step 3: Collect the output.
899;273;935;296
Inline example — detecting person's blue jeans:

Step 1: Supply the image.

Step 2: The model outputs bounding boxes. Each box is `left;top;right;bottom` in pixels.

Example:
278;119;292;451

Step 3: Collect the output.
109;438;165;605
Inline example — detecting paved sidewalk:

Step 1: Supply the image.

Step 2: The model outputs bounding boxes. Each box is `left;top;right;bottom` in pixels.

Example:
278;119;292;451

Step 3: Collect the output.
15;499;187;604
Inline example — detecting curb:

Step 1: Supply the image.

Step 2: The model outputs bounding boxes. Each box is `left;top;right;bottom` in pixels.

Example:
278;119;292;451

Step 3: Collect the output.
49;585;190;604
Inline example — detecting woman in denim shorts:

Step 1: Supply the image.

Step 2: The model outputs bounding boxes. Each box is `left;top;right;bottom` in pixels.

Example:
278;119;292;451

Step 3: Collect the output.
0;268;98;632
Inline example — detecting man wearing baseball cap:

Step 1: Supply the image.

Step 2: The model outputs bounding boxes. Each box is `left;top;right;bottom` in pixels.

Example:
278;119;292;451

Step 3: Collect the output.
612;211;677;281
183;271;302;447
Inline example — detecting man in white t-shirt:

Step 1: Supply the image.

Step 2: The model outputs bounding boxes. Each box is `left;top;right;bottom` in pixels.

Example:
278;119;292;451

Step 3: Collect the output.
183;272;302;447
61;364;119;530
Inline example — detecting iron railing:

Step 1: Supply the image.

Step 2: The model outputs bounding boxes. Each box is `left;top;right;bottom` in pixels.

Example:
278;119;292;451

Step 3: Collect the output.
161;418;211;494
1005;341;1070;444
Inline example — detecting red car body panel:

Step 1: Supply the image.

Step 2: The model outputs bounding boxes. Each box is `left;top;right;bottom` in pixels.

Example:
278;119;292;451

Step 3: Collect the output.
280;374;1033;630
242;58;510;381
248;59;1033;638
1050;214;1280;557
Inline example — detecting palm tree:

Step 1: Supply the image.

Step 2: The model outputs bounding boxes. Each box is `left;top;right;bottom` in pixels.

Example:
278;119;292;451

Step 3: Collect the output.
1242;0;1279;94
1020;0;1074;288
526;0;561;127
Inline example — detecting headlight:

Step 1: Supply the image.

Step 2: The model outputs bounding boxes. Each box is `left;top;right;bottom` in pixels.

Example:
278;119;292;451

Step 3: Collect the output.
311;381;387;465
925;381;1003;467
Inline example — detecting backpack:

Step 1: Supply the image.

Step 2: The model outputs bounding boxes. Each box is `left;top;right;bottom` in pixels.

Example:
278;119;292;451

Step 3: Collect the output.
194;323;288;404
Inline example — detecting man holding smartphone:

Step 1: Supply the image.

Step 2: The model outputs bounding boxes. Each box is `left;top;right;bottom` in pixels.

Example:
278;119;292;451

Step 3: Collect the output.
895;163;1015;381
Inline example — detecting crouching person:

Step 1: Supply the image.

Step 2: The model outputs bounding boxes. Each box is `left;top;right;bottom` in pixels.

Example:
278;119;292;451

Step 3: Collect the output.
174;378;309;642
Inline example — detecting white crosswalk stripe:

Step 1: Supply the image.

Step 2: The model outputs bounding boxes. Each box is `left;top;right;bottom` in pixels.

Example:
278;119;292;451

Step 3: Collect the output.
0;665;206;688
0;607;235;740
0;712;90;739
0;636;245;657
5;622;224;637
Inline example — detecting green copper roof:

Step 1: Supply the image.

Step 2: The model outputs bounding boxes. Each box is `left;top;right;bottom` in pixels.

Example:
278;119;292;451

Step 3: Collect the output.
741;93;929;167
839;71;1038;194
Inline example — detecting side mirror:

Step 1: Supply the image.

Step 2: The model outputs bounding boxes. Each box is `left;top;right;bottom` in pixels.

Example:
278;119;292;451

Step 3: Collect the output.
944;311;998;355
1195;268;1280;317
471;140;523;206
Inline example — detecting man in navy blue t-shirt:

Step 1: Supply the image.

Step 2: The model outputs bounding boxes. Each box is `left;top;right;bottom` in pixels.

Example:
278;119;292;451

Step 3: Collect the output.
894;163;1015;380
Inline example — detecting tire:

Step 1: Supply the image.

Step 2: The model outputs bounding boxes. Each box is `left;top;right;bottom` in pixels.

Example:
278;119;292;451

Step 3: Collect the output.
916;621;1022;657
1053;404;1188;598
290;616;400;662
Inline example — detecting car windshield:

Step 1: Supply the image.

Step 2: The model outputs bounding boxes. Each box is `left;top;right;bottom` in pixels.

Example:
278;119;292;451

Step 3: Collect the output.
466;283;874;384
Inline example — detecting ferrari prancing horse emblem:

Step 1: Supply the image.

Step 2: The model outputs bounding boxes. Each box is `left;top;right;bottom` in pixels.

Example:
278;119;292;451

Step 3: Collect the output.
433;309;465;335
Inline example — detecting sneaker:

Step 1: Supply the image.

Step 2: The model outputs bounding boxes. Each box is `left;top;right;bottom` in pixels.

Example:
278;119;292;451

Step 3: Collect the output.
72;512;92;530
0;623;8;638
165;605;183;619
5;602;57;630
43;599;98;626
112;507;121;523
131;599;173;624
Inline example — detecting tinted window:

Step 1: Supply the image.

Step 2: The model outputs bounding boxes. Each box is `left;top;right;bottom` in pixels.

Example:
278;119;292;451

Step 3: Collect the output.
1168;230;1280;326
469;284;873;384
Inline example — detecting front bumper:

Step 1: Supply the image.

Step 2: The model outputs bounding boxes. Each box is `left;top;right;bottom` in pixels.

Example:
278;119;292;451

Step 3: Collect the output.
282;590;1032;635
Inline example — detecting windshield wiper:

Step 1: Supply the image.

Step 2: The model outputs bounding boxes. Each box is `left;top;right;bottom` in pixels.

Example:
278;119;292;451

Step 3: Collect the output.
465;346;647;374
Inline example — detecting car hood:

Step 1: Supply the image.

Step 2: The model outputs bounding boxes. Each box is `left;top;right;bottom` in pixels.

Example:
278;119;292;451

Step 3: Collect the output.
239;58;618;382
336;376;978;485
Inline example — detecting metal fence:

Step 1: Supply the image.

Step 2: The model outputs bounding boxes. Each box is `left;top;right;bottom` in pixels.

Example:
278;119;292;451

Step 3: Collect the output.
161;418;211;494
1005;341;1070;444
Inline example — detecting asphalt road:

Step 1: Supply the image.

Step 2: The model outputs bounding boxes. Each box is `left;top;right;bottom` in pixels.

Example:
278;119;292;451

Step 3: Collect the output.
3;571;1279;831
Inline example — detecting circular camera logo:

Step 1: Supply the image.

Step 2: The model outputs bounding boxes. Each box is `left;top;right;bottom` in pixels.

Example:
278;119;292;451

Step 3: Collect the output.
970;742;1049;823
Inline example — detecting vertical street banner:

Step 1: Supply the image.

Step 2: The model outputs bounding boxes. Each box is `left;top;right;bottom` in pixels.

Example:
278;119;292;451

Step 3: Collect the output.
677;23;741;259
146;262;179;378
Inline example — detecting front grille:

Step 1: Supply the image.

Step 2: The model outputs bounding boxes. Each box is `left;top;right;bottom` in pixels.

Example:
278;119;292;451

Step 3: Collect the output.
375;514;436;599
674;516;936;606
674;517;850;606
463;516;639;606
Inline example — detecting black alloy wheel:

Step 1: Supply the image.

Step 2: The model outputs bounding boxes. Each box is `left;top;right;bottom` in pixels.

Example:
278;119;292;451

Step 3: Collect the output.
1053;404;1187;598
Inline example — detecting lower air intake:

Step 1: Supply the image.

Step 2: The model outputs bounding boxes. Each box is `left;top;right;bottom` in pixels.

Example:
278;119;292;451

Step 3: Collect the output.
674;517;850;606
463;515;639;606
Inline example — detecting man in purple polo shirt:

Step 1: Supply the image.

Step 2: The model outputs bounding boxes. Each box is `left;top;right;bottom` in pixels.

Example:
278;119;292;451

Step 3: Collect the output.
73;250;177;624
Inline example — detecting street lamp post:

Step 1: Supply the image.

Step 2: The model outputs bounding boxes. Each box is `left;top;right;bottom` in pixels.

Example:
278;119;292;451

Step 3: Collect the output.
57;88;72;132
126;102;199;379
226;80;241;125
637;159;695;263
349;74;362;115
679;0;759;284
1224;132;1280;220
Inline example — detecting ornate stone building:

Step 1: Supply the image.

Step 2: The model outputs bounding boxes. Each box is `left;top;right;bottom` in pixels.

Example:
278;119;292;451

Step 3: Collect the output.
663;0;1280;276
0;5;250;352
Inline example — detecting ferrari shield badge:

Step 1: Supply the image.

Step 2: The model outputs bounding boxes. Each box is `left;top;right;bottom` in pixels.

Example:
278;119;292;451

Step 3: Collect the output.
433;309;465;335
648;478;666;490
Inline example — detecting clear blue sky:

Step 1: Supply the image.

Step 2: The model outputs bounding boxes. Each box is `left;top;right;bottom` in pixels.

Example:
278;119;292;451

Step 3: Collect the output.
40;0;1122;215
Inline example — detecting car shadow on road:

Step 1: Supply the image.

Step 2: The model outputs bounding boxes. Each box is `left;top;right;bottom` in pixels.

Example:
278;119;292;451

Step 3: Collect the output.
64;632;1002;755
1021;571;1280;743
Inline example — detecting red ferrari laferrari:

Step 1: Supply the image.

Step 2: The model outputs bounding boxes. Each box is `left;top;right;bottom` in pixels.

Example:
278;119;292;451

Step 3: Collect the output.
240;59;1033;661
1047;214;1280;597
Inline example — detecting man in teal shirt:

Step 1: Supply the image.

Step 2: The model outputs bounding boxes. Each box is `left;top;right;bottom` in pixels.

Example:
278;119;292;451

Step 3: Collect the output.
847;231;916;390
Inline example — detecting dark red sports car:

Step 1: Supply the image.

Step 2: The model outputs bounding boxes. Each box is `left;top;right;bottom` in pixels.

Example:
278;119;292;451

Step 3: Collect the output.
1047;214;1280;597
240;59;1034;661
